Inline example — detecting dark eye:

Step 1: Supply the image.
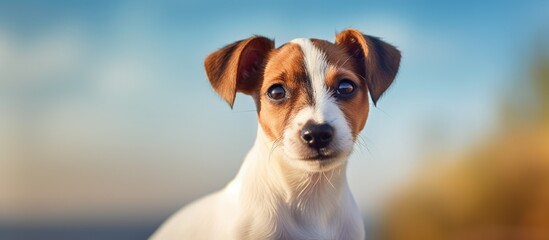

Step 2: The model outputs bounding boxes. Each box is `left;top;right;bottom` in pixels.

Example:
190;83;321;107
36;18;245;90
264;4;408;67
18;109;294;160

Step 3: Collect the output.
336;79;356;98
267;84;286;101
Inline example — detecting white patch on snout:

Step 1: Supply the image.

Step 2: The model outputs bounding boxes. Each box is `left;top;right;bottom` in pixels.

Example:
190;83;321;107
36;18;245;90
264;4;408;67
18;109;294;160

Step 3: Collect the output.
282;39;353;171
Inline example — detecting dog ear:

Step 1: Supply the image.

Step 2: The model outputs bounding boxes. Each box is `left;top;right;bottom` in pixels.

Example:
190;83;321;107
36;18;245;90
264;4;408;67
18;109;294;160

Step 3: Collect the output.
204;36;274;108
335;29;401;105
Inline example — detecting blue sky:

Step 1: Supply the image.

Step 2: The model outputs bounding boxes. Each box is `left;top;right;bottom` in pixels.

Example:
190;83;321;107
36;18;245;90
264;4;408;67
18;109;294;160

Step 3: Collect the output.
0;0;548;223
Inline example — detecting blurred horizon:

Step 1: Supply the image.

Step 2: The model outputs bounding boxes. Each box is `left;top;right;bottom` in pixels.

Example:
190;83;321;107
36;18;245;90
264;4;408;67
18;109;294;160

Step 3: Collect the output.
1;1;548;239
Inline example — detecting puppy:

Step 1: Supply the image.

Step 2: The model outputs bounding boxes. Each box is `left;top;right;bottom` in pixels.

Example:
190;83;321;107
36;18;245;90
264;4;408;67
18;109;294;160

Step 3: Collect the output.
151;28;400;240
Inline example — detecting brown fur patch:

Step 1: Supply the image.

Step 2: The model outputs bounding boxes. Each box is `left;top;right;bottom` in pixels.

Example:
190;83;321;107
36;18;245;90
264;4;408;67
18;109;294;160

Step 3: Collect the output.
325;66;370;138
334;29;401;105
255;39;374;141
257;43;311;140
311;39;371;138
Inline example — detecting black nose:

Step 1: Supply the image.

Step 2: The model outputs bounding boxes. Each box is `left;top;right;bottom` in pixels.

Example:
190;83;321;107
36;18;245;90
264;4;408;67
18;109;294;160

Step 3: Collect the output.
300;122;334;149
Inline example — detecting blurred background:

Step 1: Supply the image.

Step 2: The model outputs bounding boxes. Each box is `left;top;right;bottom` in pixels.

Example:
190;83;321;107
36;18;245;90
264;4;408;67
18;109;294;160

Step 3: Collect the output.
0;1;548;239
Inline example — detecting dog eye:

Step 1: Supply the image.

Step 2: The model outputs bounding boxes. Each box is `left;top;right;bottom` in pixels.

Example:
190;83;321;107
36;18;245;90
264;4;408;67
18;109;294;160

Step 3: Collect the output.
267;84;286;101
336;79;356;98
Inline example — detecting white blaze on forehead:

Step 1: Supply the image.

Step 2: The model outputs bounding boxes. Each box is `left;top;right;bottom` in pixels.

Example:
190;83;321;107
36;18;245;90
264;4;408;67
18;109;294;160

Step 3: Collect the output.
283;39;354;165
290;38;332;122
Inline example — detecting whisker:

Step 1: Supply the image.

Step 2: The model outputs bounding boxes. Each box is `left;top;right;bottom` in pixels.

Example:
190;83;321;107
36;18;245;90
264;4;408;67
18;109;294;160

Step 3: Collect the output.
268;136;284;162
373;107;392;118
339;54;353;67
297;175;311;199
355;135;373;162
359;135;373;155
354;136;366;156
323;171;336;190
355;135;368;149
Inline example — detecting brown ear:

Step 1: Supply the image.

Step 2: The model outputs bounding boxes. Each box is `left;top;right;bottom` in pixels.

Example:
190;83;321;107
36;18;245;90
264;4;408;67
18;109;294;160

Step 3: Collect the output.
204;36;274;108
335;29;401;105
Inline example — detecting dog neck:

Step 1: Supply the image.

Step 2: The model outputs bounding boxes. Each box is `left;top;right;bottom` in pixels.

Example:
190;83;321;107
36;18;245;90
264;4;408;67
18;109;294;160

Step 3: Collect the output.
230;126;352;237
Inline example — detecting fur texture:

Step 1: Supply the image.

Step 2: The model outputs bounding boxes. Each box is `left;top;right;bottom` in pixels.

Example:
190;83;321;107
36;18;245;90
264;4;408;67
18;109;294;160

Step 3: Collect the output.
151;29;401;240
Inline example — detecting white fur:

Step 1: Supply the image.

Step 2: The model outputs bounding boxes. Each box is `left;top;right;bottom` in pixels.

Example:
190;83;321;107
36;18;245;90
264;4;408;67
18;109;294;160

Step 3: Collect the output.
151;38;365;240
291;38;330;120
151;128;364;240
284;39;354;172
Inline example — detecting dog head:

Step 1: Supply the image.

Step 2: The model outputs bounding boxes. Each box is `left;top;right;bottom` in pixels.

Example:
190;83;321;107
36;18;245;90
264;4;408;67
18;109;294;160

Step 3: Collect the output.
205;29;400;172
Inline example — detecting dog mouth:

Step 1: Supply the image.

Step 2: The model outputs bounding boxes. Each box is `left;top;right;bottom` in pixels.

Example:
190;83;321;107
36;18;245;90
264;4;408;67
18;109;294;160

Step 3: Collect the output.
280;140;351;172
295;148;340;161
